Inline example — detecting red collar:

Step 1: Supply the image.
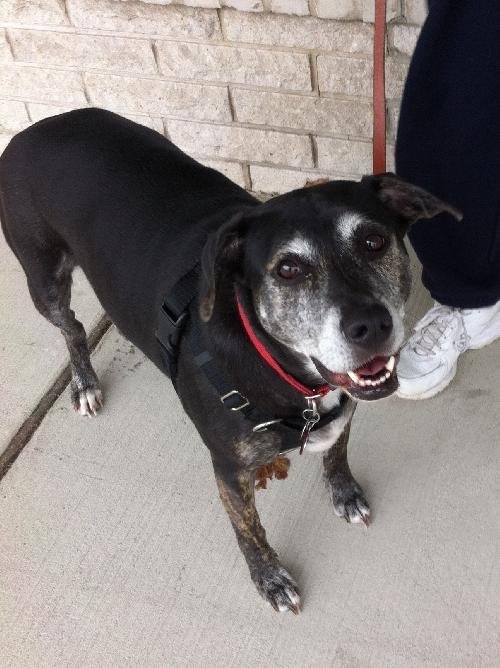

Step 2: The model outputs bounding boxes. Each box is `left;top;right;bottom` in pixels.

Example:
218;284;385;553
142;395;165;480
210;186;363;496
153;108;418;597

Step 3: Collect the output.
236;298;331;398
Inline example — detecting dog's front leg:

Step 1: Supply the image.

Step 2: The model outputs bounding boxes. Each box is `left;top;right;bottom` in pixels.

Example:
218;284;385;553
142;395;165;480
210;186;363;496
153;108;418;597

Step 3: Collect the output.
323;420;370;526
213;459;300;613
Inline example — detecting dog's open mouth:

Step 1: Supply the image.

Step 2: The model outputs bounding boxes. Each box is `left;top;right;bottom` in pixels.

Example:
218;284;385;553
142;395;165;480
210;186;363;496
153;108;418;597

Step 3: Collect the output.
312;354;399;401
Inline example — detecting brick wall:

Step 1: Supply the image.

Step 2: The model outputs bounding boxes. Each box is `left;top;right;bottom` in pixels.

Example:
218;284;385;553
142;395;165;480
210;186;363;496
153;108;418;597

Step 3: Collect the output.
0;0;426;194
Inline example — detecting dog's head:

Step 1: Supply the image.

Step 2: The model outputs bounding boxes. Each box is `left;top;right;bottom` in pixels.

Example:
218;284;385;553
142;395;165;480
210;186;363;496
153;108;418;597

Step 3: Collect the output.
200;174;461;401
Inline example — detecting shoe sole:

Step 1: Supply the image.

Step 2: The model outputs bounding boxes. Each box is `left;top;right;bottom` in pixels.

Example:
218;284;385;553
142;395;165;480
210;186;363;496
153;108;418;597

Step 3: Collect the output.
396;362;458;400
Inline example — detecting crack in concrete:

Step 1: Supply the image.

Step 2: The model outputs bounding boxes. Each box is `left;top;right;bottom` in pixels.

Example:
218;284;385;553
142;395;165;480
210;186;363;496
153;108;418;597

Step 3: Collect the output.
0;314;112;481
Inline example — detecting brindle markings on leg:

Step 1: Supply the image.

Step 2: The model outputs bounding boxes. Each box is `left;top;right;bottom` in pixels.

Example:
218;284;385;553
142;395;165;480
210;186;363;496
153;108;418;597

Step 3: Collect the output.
215;468;300;613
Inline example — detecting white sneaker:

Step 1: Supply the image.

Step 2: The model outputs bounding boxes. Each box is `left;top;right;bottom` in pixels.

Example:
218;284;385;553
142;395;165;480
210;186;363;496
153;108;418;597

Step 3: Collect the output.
396;300;500;399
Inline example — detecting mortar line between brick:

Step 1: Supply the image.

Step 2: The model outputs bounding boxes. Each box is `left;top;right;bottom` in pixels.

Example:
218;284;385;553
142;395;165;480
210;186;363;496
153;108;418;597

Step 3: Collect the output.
242;163;252;190
82;73;91;104
2;28;16;60
308;52;318;94
24;101;32;122
0;314;112;481
246;159;340;174
151;41;162;76
62;0;72;26
310;134;318;168
160;116;375;142
0;97;376;142
0;22;383;58
0;86;378;108
162;118;170;139
216;8;226;40
227;86;237;122
1;62;381;101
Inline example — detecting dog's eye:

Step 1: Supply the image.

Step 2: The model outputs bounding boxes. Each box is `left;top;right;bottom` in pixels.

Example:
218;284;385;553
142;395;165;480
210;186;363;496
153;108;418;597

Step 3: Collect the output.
277;259;303;279
364;234;386;252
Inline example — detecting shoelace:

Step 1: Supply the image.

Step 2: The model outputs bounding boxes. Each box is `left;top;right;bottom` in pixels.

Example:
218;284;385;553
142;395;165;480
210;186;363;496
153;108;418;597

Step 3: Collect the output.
411;305;471;356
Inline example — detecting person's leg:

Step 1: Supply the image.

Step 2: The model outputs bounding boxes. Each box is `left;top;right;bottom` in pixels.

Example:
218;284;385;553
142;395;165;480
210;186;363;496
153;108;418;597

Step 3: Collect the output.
395;0;500;399
396;0;500;308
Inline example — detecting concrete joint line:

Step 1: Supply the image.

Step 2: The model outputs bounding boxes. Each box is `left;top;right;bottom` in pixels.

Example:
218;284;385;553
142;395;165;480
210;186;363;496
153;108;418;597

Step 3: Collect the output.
0;314;112;481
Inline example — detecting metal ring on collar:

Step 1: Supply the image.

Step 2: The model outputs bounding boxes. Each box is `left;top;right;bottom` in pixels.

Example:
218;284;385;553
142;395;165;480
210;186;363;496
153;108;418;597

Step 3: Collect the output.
252;419;283;433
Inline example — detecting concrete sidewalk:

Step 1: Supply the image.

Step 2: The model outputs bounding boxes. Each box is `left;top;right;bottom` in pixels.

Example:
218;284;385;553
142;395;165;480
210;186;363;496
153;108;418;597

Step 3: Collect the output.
0;243;499;666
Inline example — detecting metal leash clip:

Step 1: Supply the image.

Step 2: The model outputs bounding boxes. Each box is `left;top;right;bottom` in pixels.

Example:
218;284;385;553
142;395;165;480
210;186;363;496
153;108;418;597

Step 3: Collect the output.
298;394;321;454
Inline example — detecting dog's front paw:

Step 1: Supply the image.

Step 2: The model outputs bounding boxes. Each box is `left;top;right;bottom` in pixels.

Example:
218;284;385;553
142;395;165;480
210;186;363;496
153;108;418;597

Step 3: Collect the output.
328;475;370;526
71;382;103;417
252;563;300;614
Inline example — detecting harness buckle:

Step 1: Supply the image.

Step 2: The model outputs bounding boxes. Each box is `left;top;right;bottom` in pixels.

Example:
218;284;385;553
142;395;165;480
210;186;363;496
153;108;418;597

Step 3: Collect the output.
157;302;187;355
220;390;250;411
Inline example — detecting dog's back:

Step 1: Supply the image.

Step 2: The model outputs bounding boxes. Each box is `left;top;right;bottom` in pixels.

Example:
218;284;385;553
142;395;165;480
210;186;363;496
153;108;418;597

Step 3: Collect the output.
0;108;256;359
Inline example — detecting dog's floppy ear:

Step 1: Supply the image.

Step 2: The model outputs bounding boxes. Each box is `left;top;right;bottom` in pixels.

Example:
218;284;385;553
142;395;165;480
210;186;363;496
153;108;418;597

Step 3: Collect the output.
362;173;463;224
199;212;246;322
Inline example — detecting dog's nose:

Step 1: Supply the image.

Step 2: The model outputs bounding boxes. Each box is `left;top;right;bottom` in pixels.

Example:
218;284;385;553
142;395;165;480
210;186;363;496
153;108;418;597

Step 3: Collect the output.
341;303;393;348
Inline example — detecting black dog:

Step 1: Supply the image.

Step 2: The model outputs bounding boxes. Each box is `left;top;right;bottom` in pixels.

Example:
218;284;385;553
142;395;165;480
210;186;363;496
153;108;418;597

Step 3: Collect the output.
0;109;461;613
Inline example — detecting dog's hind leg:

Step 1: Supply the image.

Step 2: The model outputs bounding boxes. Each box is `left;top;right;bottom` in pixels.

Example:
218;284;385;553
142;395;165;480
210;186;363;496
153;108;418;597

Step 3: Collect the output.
22;245;102;416
212;459;300;614
323;419;371;526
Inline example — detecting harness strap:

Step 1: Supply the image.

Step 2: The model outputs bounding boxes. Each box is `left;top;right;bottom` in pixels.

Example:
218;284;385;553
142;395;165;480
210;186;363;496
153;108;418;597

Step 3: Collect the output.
156;264;200;379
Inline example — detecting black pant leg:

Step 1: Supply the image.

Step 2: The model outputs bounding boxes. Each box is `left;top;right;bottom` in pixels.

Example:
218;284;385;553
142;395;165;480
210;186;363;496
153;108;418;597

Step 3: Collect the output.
395;0;500;308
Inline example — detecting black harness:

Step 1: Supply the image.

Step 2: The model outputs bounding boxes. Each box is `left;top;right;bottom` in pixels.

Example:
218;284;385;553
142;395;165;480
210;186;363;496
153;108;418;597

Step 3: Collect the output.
156;264;348;450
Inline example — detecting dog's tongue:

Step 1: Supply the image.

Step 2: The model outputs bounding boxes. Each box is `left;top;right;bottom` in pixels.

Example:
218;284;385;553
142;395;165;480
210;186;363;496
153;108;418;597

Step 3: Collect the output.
355;356;389;377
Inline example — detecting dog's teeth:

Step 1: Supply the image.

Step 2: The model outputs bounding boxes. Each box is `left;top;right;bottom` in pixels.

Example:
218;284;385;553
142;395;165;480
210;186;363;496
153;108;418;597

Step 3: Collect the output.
385;355;396;372
347;370;360;383
350;356;396;390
